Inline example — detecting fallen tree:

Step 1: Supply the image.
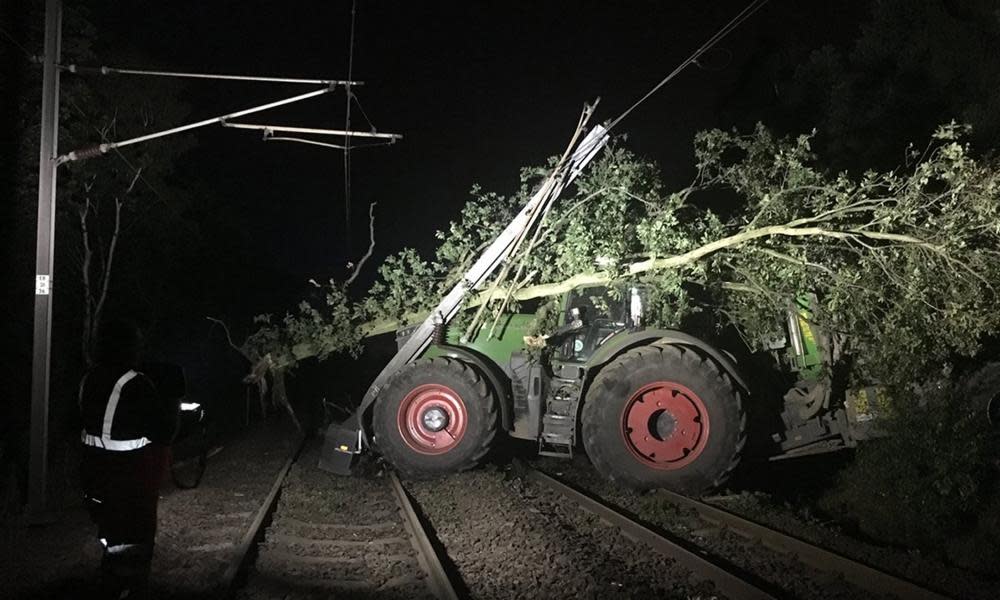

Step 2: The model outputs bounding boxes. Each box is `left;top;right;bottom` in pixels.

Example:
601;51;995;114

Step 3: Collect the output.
240;122;1000;407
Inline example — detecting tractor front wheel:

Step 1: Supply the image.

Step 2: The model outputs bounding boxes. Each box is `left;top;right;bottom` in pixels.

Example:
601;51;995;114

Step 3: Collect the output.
373;358;497;478
582;345;745;494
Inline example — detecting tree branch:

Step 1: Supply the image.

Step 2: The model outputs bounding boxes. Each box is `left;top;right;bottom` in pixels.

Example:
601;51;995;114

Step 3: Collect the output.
345;202;377;287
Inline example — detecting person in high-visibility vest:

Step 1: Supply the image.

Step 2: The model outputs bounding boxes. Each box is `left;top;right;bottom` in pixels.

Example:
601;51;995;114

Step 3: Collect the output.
79;319;178;598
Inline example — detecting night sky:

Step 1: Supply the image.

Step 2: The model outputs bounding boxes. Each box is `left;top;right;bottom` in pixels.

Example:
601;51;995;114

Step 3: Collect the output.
82;1;862;302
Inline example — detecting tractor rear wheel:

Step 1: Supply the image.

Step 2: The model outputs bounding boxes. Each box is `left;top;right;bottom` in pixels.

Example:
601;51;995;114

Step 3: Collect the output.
373;357;498;478
582;344;745;494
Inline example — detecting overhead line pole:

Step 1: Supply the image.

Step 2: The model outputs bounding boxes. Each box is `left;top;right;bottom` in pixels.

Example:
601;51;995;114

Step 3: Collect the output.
29;0;61;524
27;6;360;522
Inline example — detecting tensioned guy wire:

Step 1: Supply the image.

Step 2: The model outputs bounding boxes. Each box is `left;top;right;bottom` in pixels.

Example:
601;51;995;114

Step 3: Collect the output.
607;0;769;131
558;0;769;169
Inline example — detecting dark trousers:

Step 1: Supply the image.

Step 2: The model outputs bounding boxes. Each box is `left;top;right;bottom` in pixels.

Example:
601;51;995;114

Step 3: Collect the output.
81;443;169;596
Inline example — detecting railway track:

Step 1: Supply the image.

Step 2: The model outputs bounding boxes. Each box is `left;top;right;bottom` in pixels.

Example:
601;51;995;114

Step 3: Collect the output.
232;445;459;600
523;461;953;600
224;444;959;600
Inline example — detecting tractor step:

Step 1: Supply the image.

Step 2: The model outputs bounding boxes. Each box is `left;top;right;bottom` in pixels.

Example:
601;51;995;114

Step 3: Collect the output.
538;435;574;458
538;448;573;458
538;387;579;458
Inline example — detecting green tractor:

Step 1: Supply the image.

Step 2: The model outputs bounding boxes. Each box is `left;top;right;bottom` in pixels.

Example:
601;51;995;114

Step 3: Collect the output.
358;287;876;494
374;285;748;493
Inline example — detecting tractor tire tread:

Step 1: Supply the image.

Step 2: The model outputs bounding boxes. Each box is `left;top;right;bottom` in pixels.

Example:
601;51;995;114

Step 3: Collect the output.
373;357;497;479
582;344;745;494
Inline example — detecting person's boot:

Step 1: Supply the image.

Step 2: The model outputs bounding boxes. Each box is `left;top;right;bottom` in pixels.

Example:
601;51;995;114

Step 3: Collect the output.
100;542;152;599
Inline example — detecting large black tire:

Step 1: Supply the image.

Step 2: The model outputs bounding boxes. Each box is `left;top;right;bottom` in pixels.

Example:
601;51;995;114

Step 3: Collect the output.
373;357;498;478
582;345;746;494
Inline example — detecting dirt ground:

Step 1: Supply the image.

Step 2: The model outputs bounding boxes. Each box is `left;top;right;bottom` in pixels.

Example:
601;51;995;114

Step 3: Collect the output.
2;419;299;599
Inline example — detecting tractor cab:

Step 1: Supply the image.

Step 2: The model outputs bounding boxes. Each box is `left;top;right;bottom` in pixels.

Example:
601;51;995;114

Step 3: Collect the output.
554;285;647;363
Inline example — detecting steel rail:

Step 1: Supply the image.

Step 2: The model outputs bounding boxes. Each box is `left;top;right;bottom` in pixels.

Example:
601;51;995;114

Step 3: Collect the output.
523;467;775;600
659;489;953;600
221;434;304;592
389;472;461;600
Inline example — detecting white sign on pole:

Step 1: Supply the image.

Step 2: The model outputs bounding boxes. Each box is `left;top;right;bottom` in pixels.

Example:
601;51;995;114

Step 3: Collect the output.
35;275;51;296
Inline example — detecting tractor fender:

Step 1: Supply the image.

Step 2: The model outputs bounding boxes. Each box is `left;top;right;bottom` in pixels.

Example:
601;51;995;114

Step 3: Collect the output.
425;343;515;431
585;329;749;393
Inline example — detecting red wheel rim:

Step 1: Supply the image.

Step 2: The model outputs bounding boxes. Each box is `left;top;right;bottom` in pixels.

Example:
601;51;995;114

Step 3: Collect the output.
620;381;709;470
397;384;468;455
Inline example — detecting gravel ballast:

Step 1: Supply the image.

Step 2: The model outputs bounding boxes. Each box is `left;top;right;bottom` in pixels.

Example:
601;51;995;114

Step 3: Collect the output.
406;463;723;600
237;445;436;600
534;453;1000;600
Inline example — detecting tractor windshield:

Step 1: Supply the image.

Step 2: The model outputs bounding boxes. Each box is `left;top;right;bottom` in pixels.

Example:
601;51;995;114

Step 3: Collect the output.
559;286;646;362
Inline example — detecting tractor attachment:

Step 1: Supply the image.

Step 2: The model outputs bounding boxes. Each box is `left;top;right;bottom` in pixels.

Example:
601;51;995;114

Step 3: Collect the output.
318;415;363;476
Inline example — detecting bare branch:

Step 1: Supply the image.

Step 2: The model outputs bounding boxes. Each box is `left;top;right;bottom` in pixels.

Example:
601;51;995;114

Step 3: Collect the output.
345;202;377;286
206;317;248;357
124;168;142;194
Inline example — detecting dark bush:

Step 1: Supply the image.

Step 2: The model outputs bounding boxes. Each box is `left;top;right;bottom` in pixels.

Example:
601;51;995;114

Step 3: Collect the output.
819;365;999;553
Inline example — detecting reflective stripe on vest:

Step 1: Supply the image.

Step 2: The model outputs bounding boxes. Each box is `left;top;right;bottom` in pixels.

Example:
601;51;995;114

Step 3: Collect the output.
81;369;150;451
81;432;151;451
102;370;138;438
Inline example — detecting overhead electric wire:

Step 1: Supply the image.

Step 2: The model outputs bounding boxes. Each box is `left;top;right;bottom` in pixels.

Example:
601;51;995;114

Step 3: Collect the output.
343;0;358;252
0;22;167;202
606;0;769;131
264;136;396;151
552;0;768;173
472;0;770;337
58;64;361;86
220;122;399;139
57;86;337;163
